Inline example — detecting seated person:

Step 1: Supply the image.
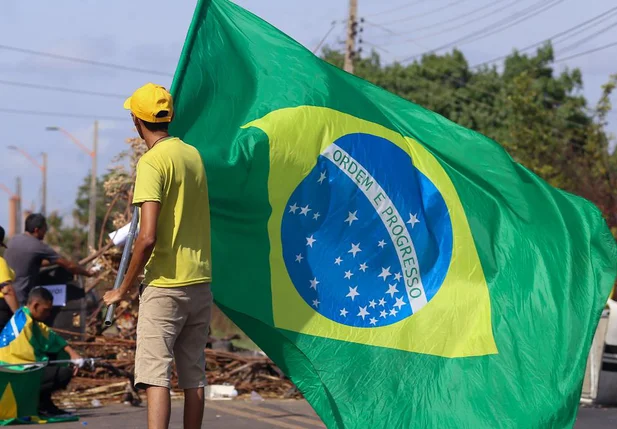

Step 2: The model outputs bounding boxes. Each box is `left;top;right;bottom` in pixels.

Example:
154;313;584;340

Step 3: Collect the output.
0;226;19;330
0;287;82;417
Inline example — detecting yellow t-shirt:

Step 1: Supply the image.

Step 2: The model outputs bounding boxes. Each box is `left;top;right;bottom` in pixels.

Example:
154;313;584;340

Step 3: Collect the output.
0;256;15;298
133;137;212;287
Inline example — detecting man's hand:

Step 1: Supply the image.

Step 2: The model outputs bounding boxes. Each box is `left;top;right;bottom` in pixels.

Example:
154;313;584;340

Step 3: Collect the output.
103;288;127;306
65;346;83;376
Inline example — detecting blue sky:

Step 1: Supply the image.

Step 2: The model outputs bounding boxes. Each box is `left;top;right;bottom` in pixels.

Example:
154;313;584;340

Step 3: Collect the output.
1;0;615;234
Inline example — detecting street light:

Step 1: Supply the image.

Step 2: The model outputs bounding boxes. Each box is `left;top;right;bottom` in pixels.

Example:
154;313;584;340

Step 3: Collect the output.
8;145;47;216
46;122;98;252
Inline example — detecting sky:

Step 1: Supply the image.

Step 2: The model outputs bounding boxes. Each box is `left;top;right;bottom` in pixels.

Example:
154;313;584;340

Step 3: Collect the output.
0;0;615;234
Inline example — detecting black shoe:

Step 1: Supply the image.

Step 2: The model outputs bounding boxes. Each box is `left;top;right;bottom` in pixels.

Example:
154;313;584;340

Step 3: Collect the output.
38;403;73;417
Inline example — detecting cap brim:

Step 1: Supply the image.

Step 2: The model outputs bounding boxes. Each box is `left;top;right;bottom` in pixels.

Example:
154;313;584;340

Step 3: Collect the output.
123;97;132;110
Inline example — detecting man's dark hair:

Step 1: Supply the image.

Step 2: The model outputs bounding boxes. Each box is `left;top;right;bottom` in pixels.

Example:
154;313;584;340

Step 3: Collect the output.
27;287;53;305
25;213;47;233
142;121;169;132
142;110;170;132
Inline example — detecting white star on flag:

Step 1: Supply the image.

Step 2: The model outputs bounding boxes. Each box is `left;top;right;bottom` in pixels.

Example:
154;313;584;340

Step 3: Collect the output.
295;254;304;263
334;257;343;265
389;308;399;316
359;262;368;272
368;300;377;308
312;299;320;308
378;298;386;307
318;171;327;184
377;240;387;248
394;296;407;309
380;310;388;318
306;235;317;247
346;286;360;301
378;267;392;281
357;306;369;319
309;278;320;290
289;203;299;214
407;213;420;228
300;205;312;216
386;284;399;298
340;308;349;317
313;212;321;220
345;211;359;226
348;243;362;258
394;272;402;281
344;270;353;280
369;317;378;326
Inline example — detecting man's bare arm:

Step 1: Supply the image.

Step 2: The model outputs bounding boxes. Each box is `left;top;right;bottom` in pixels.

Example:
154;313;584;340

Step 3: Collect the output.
55;258;94;277
1;284;19;312
103;202;161;304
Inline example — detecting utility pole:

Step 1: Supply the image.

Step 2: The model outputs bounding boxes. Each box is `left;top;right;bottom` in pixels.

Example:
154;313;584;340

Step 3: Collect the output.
41;153;48;216
0;183;19;237
16;177;22;233
46;123;98;253
344;0;358;74
88;120;98;252
8;146;46;217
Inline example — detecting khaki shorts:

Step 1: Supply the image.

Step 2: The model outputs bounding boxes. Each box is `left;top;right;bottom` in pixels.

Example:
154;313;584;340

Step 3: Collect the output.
134;283;212;390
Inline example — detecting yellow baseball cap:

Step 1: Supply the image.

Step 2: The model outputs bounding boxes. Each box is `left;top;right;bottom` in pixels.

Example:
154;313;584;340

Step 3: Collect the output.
124;83;174;123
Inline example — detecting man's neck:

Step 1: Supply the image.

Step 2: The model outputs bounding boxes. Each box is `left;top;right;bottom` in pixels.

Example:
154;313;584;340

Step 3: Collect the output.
144;132;171;149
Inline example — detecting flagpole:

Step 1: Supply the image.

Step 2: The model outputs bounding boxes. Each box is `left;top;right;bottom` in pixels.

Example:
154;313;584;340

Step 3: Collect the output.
104;205;140;327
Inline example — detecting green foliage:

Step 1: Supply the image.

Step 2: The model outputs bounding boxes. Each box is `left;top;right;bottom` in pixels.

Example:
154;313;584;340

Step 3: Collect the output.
322;44;617;231
73;173;128;242
47;171;129;257
44;212;87;261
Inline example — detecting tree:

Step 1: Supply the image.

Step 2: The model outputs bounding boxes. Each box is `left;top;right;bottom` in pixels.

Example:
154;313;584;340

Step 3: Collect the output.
72;173;129;250
44;211;87;261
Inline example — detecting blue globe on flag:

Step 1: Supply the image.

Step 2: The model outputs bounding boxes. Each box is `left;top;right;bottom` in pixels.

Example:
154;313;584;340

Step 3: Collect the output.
281;133;454;328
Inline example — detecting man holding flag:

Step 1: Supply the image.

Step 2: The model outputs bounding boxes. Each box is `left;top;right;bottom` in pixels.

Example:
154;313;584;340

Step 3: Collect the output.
155;0;617;427
103;83;213;429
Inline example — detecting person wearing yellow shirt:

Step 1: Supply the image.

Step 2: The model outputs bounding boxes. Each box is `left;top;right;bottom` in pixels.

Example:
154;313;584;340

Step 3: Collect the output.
0;226;19;330
104;84;212;429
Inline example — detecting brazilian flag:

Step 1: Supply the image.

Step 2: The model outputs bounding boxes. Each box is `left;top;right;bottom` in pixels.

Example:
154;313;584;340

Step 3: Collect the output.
170;0;617;427
0;308;78;425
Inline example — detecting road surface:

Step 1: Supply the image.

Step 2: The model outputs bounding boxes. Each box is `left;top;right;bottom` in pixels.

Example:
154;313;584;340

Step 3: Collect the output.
47;400;617;428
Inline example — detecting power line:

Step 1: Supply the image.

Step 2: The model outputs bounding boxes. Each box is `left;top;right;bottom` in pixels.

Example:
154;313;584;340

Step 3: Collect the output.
382;0;520;45
313;21;339;53
554;41;617;63
472;6;617;67
365;0;435;18
0;44;174;77
0;108;126;121
557;19;617;54
361;40;391;54
370;0;520;43
380;0;471;25
0;79;126;98
363;21;430;50
363;20;398;36
400;0;565;63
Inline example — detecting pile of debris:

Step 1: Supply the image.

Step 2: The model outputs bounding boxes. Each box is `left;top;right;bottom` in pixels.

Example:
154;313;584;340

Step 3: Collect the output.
54;332;301;408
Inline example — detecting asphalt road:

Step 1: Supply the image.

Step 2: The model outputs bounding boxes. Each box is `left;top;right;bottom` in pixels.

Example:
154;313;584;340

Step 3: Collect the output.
46;401;617;428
